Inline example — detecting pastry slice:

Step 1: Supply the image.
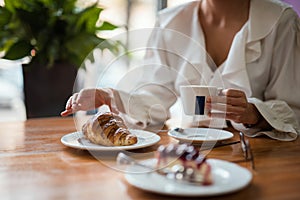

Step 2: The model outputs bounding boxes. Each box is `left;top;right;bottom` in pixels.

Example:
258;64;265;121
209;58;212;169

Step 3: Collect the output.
155;143;213;185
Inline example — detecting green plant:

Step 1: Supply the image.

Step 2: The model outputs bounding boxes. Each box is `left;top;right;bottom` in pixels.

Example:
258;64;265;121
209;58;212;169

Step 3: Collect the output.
0;0;118;68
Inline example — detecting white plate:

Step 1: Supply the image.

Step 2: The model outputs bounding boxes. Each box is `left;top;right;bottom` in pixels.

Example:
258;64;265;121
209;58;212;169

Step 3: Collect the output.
168;128;233;142
61;129;160;151
125;159;252;197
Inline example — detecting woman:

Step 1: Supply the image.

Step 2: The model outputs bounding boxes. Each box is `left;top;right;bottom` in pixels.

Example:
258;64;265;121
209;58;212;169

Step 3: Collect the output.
62;0;300;141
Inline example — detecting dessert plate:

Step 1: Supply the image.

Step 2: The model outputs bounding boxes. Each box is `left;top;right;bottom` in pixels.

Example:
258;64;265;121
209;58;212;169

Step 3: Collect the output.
125;158;252;197
61;129;160;151
168;128;233;142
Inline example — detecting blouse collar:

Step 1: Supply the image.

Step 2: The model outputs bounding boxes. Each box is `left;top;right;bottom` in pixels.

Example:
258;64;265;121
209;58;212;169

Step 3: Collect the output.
247;0;291;43
203;0;290;96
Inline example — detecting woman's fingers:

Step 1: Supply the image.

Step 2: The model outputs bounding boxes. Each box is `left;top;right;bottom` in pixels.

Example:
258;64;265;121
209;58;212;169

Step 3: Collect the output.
65;95;73;110
61;93;80;117
207;102;246;113
208;89;247;106
61;88;119;117
72;93;79;105
222;88;246;98
60;109;73;117
208;96;247;107
69;93;81;109
206;88;257;124
208;112;245;123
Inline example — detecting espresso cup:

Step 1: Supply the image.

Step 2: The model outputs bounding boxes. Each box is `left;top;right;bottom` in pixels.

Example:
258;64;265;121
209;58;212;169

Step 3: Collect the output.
180;85;221;116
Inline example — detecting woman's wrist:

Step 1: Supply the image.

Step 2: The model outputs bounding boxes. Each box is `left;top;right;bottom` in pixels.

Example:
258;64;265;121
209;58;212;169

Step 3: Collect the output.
111;88;125;113
243;103;272;130
243;103;261;128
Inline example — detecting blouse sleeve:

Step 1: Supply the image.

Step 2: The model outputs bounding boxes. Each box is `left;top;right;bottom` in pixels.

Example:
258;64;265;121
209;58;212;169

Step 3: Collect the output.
116;20;178;128
232;9;300;141
232;98;299;141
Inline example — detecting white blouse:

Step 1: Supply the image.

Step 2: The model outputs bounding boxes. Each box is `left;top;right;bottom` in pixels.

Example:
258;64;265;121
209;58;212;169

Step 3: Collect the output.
117;0;300;141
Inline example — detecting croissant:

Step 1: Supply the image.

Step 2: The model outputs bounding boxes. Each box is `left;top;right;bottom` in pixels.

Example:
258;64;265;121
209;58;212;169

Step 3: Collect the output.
82;112;138;146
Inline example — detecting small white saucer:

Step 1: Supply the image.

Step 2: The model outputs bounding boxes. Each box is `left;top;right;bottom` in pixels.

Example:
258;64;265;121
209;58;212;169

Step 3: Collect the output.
168;128;234;143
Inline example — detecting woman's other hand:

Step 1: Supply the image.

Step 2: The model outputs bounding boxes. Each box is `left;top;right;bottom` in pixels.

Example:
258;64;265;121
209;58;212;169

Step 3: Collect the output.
60;88;119;117
206;88;260;125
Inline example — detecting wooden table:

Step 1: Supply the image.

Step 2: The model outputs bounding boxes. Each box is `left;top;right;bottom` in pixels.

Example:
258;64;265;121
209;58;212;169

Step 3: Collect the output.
0;117;299;200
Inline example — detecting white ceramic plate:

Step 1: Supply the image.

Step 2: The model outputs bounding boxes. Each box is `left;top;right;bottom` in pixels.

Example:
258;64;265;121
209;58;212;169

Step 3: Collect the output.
125;158;252;197
168;128;233;142
61;129;160;151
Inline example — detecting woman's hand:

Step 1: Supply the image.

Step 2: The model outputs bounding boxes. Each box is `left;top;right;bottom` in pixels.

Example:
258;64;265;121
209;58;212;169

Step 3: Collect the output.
60;88;119;117
206;88;260;125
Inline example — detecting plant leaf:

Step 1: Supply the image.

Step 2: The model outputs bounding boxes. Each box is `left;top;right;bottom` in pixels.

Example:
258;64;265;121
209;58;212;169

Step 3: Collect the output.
3;40;32;60
0;7;12;27
1;0;120;68
97;21;118;31
75;5;102;33
3;0;17;13
65;33;104;68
